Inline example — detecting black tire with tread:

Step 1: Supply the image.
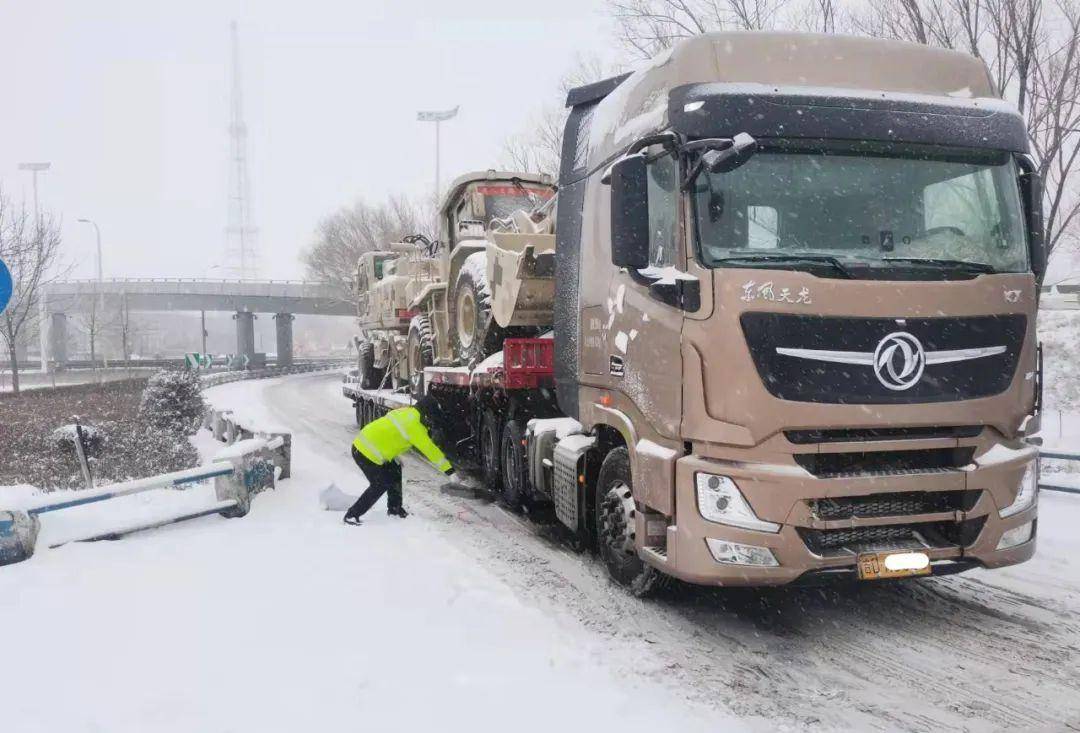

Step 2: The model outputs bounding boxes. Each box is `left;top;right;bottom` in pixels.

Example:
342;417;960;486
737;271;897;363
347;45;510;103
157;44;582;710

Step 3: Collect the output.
407;315;435;399
595;447;667;597
358;341;384;390
500;419;527;510
480;409;503;495
453;257;504;363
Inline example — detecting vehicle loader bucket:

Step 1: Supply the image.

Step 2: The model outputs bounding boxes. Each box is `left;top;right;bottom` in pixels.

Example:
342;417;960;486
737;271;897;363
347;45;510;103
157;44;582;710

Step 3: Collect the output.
0;510;40;567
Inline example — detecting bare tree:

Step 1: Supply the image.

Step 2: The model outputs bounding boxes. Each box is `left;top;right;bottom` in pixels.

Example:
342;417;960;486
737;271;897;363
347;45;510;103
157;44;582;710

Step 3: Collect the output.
501;55;620;178
0;189;65;394
75;296;104;367
301;195;431;306
854;0;1080;263
609;0;796;57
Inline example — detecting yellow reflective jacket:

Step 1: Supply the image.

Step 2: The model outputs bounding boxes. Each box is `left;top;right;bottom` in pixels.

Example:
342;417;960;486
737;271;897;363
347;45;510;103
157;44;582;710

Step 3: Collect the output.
352;406;452;474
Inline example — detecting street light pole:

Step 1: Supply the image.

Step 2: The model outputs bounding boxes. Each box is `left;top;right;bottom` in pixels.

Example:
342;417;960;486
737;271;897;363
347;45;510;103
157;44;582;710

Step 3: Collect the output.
20;162;51;373
77;218;105;368
417;106;459;214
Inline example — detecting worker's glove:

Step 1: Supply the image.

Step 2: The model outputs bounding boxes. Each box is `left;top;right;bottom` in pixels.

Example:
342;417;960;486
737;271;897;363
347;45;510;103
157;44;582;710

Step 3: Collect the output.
444;467;455;477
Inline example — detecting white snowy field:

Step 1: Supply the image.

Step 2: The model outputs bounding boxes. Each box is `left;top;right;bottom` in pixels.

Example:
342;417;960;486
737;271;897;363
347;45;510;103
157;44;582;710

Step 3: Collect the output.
2;371;1080;731
0;375;745;733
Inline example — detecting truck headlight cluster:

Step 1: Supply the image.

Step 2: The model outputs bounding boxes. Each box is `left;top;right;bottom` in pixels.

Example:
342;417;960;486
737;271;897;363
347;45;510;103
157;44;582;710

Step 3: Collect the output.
996;520;1034;550
706;538;779;567
999;461;1038;518
695;473;780;533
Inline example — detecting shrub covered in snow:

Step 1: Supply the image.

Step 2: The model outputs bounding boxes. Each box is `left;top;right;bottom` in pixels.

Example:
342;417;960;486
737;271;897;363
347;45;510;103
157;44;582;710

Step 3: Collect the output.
0;376;200;491
139;368;206;438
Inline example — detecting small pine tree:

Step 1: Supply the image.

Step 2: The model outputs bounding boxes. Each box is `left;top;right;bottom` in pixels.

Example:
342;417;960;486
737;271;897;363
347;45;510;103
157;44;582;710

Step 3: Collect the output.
138;368;206;437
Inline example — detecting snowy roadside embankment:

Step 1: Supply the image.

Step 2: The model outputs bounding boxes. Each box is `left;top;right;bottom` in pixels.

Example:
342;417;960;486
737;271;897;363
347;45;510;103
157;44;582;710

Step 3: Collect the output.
0;374;746;733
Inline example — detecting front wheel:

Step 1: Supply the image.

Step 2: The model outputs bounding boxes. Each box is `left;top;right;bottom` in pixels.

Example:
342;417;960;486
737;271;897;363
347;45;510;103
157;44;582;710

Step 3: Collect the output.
595;447;666;597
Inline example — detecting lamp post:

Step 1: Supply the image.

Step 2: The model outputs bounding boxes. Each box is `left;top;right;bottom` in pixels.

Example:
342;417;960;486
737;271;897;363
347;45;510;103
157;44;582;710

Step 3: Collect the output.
77;218;105;368
417;106;459;209
20;162;51;372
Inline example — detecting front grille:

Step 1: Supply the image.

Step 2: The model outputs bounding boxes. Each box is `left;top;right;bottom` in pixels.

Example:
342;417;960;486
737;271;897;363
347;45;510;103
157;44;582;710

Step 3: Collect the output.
741;313;1025;404
798;516;986;557
811;490;980;520
785;426;984;444
794;447;975;478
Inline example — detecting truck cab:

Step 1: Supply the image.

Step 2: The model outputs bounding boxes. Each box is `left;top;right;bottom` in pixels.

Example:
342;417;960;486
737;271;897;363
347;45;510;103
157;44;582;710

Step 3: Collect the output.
553;32;1043;588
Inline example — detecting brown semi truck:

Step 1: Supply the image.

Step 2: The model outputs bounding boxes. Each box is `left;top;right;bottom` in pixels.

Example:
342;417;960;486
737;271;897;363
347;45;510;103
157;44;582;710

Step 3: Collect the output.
349;31;1043;594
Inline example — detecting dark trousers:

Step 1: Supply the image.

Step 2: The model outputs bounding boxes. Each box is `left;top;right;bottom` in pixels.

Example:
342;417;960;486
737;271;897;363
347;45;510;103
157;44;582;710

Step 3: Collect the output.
348;446;403;516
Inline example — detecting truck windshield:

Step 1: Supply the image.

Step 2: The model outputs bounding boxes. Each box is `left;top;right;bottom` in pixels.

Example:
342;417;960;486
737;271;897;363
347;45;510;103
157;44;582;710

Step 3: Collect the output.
477;185;554;222
691;144;1029;275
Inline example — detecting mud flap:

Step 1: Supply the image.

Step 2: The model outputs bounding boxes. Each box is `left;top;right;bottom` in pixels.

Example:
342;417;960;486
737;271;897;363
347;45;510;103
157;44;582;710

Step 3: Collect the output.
0;511;40;567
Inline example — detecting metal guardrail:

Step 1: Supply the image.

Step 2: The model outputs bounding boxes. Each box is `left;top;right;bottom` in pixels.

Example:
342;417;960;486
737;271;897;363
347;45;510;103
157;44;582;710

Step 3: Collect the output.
1039;446;1080;495
200;359;348;389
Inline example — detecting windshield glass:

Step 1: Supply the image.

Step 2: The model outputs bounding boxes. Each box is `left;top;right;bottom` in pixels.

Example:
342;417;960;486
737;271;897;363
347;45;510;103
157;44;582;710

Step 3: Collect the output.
477;185;555;222
692;144;1029;274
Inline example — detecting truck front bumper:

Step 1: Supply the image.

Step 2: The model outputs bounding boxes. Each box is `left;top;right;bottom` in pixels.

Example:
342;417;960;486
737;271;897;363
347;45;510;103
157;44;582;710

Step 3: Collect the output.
640;452;1037;587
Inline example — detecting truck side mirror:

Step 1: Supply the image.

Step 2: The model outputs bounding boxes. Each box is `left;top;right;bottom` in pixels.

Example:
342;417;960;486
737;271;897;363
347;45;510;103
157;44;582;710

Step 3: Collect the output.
1018;157;1046;283
609;153;650;270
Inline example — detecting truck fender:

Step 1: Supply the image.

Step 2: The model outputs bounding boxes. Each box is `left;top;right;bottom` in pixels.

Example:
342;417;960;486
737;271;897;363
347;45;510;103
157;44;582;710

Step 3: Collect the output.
588;405;677;516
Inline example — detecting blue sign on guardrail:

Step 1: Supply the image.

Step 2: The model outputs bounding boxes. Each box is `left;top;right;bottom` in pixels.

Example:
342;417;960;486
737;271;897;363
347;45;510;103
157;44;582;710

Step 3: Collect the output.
0;258;11;314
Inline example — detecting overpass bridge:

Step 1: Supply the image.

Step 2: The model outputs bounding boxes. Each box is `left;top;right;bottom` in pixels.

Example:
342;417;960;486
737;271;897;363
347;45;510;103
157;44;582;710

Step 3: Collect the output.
40;279;354;369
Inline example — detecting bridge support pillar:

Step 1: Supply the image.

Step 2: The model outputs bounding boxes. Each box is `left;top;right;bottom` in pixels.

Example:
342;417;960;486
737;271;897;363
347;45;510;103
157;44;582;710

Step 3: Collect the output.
274;313;294;367
234;311;256;369
49;313;69;370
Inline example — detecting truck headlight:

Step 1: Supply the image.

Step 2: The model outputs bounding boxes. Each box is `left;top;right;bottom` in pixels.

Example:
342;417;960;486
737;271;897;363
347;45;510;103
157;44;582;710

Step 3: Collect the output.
996;520;1034;550
695;473;780;533
706;538;779;567
999;461;1038;518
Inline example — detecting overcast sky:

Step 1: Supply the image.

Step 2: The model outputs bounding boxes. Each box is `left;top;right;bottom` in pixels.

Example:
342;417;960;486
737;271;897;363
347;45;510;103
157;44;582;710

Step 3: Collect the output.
0;0;612;280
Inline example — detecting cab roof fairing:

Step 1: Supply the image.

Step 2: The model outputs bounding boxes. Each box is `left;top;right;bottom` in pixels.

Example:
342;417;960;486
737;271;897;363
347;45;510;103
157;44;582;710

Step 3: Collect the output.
668;82;1031;154
567;31;1004;166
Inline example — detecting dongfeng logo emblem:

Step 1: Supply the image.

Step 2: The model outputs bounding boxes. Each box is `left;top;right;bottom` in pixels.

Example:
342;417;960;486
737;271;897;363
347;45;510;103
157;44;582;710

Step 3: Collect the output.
873;332;925;391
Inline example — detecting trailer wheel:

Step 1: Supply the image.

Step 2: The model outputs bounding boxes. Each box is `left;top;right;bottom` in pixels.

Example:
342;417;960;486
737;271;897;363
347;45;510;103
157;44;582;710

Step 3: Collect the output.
407;315;434;399
453;254;504;363
480;410;503;495
595;447;666;597
358;341;384;390
500;419;527;510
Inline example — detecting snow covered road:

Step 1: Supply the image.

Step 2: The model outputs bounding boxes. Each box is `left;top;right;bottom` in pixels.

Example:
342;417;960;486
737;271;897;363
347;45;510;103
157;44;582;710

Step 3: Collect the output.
3;371;1079;732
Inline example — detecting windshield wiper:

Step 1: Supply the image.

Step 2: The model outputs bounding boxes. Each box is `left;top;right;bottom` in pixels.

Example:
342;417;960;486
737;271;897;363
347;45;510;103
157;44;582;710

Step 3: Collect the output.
715;253;856;279
881;257;997;273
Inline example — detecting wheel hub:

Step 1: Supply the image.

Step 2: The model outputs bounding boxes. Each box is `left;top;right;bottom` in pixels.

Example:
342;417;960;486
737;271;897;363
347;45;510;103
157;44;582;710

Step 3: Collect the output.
599;482;636;555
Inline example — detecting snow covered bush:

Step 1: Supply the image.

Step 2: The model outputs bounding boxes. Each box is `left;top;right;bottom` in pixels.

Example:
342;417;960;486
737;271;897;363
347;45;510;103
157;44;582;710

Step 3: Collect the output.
139;368;206;438
1039;310;1080;414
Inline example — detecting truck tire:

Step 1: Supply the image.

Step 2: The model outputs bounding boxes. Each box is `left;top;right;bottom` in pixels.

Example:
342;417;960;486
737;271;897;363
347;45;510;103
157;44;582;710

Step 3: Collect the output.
500;419;527;510
407;315;434;399
358;341;384;390
453;254;504;363
480;409;503;495
595;447;667;597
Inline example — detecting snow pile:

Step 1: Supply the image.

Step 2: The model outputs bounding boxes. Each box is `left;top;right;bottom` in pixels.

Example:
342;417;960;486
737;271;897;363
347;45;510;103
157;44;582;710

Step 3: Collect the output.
529;417;584;440
1039;310;1080;415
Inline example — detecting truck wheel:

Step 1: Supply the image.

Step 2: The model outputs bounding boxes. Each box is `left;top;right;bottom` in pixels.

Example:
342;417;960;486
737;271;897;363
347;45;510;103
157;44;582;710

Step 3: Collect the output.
480;410;503;495
595;447;666;597
358;342;384;390
454;253;504;363
407;315;434;399
500;419;527;510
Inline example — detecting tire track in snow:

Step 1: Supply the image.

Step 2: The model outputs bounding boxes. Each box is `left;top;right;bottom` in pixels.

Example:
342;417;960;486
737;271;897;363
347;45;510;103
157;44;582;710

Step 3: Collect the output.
252;373;1080;732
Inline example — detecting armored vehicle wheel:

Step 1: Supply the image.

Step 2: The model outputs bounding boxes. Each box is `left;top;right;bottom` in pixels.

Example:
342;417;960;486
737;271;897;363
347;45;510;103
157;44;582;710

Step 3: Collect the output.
480;410;503;496
358;341;384;390
407;315;434;399
453;253;504;363
500;419;527;511
595;447;667;597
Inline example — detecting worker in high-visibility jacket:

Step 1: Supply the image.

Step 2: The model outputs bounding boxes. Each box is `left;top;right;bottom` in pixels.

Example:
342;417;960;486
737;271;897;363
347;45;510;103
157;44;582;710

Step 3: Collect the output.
344;394;453;524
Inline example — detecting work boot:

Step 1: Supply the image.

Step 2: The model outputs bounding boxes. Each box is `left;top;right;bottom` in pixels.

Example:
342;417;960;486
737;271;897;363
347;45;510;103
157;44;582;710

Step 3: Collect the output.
387;506;408;519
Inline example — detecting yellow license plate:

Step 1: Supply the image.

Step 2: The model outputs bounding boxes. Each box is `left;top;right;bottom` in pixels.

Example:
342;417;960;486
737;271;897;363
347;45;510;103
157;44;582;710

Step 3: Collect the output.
857;551;932;580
